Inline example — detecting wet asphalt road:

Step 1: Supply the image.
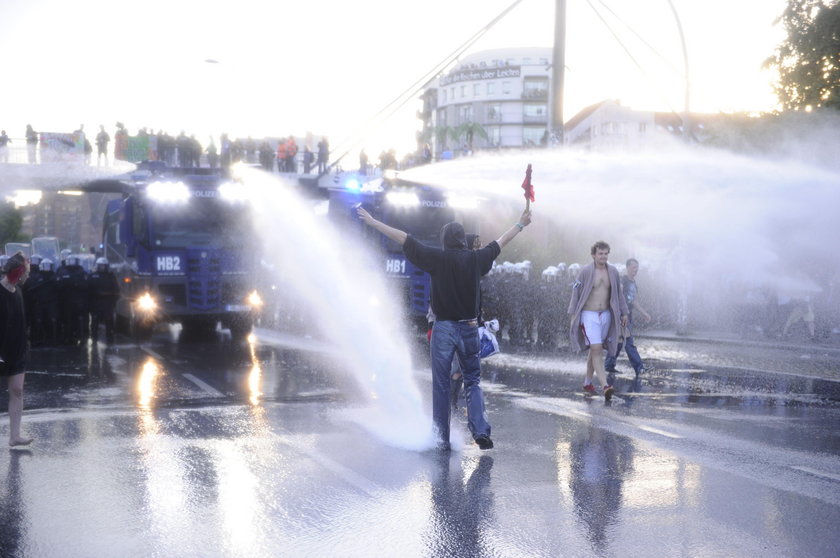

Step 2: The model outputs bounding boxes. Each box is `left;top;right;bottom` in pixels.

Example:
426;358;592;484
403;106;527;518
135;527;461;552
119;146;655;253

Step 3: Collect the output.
2;329;839;558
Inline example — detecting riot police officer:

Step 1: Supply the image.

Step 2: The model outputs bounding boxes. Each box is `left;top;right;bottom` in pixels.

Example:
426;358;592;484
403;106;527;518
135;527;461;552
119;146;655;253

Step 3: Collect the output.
88;257;119;344
536;266;562;351
56;256;89;345
27;258;60;346
23;254;43;340
59;249;71;268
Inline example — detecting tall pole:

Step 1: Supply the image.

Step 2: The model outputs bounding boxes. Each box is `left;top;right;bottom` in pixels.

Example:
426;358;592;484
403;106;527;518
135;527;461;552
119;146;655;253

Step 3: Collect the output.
550;0;567;144
666;0;691;140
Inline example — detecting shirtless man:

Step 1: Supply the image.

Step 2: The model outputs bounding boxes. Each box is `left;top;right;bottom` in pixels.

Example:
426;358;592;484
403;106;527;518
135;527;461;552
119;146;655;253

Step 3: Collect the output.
568;241;629;401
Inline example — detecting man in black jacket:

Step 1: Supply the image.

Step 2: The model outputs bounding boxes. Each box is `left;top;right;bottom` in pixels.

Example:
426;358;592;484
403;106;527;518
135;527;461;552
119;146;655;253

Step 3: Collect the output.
357;206;531;450
88;258;120;344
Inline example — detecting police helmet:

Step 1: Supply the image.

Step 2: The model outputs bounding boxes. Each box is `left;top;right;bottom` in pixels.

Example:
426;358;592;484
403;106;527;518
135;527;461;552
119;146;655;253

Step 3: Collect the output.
95;257;109;271
40;258;54;271
30;254;43;266
67;256;81;267
60;249;72;259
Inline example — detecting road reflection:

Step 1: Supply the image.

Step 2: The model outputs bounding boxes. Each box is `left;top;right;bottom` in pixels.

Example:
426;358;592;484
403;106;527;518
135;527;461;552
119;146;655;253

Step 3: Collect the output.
246;334;262;406
426;455;495;557
138;358;161;410
568;423;635;553
0;449;31;557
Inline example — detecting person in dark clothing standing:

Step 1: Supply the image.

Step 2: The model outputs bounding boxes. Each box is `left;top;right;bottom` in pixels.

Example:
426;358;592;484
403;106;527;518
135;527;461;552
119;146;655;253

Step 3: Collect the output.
317;137;329;174
357;206;532;450
0;130;11;163
26;257;59;346
96;125;110;165
0;253;33;447
25;124;38;163
359;149;368;175
88;258;119;344
56;256;89;345
302;146;314;174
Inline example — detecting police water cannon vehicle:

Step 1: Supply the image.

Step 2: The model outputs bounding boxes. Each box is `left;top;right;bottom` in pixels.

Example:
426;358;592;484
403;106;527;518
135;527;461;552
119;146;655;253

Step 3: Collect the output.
96;164;262;340
31;237;60;262
5;243;31;258
328;172;482;327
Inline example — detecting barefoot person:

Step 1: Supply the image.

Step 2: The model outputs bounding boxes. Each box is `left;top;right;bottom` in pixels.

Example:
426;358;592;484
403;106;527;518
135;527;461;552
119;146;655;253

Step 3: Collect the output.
357;205;532;450
1;253;33;447
568;241;628;401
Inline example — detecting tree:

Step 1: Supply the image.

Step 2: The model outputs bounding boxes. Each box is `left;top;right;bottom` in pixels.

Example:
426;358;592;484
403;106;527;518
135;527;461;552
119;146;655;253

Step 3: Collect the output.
454;121;489;149
0;201;24;246
433;125;458;151
766;0;840;111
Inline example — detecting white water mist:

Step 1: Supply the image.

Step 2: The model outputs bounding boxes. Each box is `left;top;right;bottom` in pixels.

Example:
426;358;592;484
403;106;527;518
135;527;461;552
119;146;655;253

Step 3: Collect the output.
401;139;840;330
236;167;435;451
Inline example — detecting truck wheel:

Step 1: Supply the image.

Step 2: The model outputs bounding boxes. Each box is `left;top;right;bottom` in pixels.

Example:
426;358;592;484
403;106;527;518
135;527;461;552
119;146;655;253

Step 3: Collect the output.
131;316;154;342
115;313;130;335
229;318;253;343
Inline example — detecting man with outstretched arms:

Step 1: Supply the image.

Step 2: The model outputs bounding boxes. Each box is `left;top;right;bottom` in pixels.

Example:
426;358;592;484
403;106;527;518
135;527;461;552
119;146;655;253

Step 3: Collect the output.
357;205;532;450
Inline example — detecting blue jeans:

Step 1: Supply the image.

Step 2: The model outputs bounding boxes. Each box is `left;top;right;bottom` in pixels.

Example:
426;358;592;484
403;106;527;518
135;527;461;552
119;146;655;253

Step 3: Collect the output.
605;334;643;372
430;320;491;444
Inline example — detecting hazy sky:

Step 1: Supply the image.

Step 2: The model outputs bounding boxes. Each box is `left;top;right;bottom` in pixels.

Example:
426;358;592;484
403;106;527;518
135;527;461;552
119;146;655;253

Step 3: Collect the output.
0;0;787;155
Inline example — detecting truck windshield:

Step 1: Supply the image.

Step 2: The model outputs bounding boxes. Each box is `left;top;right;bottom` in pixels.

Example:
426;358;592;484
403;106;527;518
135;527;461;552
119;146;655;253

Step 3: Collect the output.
149;199;252;249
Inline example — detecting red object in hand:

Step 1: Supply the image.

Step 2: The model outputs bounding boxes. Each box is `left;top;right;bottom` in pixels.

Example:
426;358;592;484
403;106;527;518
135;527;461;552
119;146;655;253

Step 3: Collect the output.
521;164;535;203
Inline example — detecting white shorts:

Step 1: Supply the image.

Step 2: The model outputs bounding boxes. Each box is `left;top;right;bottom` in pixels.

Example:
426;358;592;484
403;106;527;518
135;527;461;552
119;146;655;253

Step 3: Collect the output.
580;310;611;346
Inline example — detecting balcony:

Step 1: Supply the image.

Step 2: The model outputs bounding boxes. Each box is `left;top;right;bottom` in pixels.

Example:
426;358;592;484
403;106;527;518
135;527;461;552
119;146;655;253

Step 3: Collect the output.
523;113;548;124
521;89;548;100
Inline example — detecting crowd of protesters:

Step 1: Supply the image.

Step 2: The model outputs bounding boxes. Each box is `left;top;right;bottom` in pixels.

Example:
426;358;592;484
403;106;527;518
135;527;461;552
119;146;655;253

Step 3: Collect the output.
474;259;840;353
1;123;443;176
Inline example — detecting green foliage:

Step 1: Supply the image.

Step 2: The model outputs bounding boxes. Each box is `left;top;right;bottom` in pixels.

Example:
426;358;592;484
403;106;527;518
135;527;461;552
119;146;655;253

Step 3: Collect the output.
433;125;458;150
0;202;24;245
767;0;840;111
454;121;489;147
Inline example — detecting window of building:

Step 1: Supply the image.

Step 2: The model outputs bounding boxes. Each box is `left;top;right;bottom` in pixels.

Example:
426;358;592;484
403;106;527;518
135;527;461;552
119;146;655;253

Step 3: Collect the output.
639;123;647;133
460;85;466;98
442;89;447;103
505;58;515;66
523;78;548;99
487;126;501;146
539;57;548;65
523;103;547;118
473;84;481;96
487;82;496;95
450;87;454;100
459;104;473;123
523;57;531;65
523;126;546;146
486;103;501;121
502;81;511;94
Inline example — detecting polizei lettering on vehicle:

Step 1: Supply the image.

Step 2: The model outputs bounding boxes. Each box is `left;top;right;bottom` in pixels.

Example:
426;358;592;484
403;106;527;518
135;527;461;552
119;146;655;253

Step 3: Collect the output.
192;190;218;198
421;200;447;208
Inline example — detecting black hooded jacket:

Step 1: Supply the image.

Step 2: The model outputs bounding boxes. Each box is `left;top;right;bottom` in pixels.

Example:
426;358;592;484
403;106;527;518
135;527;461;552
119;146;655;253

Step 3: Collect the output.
402;222;500;321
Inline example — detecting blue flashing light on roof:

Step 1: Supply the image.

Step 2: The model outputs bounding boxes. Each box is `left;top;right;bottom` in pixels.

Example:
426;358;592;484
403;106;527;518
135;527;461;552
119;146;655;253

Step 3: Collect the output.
345;177;361;192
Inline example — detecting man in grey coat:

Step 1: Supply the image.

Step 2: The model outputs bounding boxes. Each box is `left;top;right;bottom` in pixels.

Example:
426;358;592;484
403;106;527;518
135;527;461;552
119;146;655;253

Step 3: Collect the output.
568;241;629;400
